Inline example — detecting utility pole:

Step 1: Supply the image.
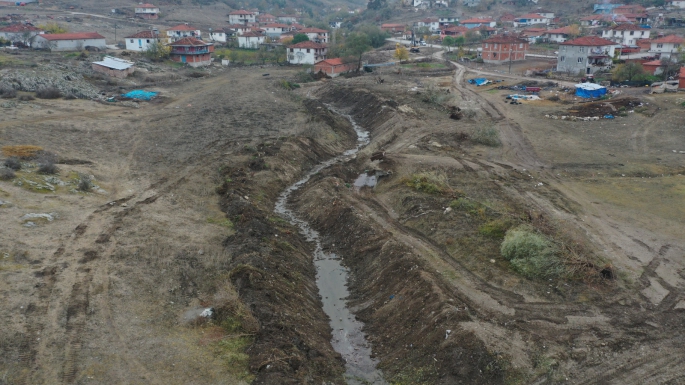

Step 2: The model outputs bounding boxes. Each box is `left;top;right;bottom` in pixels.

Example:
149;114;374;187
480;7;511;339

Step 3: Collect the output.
114;23;118;43
509;47;513;74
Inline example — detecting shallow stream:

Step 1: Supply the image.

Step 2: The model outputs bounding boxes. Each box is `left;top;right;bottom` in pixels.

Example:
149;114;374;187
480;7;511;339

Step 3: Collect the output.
274;106;386;384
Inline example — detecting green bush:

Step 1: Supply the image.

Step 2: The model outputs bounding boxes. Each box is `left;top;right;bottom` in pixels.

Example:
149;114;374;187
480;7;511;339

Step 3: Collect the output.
478;219;512;239
471;126;501;147
501;227;564;279
402;173;446;194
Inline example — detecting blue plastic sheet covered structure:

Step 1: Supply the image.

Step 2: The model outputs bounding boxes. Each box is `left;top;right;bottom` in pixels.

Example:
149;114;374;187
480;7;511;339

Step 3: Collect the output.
468;78;489;86
574;83;607;98
122;90;158;100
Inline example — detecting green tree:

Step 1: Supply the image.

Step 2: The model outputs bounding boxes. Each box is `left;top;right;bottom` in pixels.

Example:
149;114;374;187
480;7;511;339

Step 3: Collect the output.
145;40;170;62
442;36;456;52
394;44;409;63
345;32;372;72
367;0;387;10
292;33;309;44
611;62;646;82
38;22;68;34
357;24;390;48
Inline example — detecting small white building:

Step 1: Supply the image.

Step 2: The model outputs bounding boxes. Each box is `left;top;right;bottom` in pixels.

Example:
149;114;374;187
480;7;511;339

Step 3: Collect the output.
287;41;327;65
602;24;650;46
278;15;301;24
0;24;44;47
542;26;575;43
263;23;290;38
34;32;106;51
534;9;555;19
439;17;458;26
416;18;440;32
167;24;201;42
667;0;685;8
650;35;685;59
513;13;550;27
92;56;135;78
228;10;256;25
124;30;164;51
298;27;329;43
226;24;252;36
237;32;265;49
134;3;159;19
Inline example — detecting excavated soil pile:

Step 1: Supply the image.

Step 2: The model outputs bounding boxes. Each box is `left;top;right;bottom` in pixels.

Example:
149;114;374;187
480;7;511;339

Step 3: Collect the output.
566;97;643;117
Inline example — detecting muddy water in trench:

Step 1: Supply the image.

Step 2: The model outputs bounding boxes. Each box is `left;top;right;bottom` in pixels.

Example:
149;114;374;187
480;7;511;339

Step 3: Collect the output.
274;107;386;385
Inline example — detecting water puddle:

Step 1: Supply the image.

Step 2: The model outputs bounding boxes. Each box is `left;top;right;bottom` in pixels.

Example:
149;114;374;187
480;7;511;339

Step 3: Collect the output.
274;106;386;385
353;170;391;191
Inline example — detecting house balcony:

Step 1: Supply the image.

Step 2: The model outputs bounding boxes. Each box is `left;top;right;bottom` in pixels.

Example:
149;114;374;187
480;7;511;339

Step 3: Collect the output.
171;48;209;55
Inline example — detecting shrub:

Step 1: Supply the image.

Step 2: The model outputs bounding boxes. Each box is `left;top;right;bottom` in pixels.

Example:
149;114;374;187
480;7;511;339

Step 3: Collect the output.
63;93;77;100
0;88;17;99
501;227;564;279
547;95;560;102
402;173;447;195
77;173;92;191
36;87;62;99
1;145;43;158
279;80;300;90
471;125;501;147
4;157;21;170
36;151;58;174
0;168;15;180
478;219;512;239
18;95;35;101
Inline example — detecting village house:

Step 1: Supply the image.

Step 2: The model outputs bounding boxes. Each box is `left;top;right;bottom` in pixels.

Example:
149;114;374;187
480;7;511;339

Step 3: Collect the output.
668;0;685;8
381;23;405;33
481;35;528;64
460;18;496;29
298;27;329;43
556;36;616;75
169;37;213;67
314;58;355;77
228;10;256;25
134;4;159;20
278;15;301;24
613;4;646;14
92;56;135;78
441;25;469;38
520;27;546;43
263;23;290;38
287;41;327;65
642;60;663;75
33;32;106;51
513;13;549;27
330;21;342;29
416;18;440;32
207;28;236;43
650;35;685;59
499;14;517;25
257;13;276;24
0;24;43;47
542;26;575;43
439;16;458;27
237;31;265;49
533;8;555;19
124;30;164;52
225;24;252;36
167;24;201;42
602;24;650;46
593;2;624;14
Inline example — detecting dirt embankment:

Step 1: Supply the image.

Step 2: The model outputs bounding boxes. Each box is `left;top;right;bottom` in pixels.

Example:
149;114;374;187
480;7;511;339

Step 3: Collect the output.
215;98;360;384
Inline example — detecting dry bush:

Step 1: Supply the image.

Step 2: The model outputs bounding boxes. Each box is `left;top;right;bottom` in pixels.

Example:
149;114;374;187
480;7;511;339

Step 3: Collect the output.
36;151;58;174
0;168;15;180
64;94;77;100
0;88;17;99
18;95;35;101
1;145;43;159
77;173;92;191
35;87;62;99
4;157;21;170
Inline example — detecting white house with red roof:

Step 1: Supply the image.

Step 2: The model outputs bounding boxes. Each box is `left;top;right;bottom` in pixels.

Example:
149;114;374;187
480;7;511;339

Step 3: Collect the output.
0;24;43;47
263;23;290;38
668;0;685;8
416;18;440;31
601;24;650;46
225;24;252;36
542;26;575;43
513;13;550;27
124;30;165;51
34;32;106;51
298;27;329;43
287;41;327;65
650;35;685;59
228;10;256;25
167;24;201;42
134;4;159;20
238;31;265;49
257;13;276;24
556;36;616;75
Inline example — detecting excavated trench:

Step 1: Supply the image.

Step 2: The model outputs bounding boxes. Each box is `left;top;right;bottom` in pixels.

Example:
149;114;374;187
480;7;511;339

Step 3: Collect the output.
274;106;386;384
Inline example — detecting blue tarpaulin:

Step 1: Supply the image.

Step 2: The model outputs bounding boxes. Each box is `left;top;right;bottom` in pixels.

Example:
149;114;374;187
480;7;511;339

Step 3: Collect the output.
468;78;489;86
574;83;607;98
122;90;157;100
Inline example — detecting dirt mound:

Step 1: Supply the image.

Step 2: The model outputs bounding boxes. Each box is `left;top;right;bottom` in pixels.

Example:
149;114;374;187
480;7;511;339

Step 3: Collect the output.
566;97;643;117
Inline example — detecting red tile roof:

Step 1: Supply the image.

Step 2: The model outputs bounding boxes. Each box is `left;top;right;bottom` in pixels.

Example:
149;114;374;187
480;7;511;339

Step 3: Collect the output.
517;13;545;19
229;10;255;15
610;24;647;31
642;60;661;66
289;41;327;49
125;30;160;38
653;35;685;44
38;32;104;41
137;3;157;8
169;24;198;31
169;37;210;46
461;18;493;24
298;27;328;33
317;58;345;66
545;26;574;35
0;24;42;33
560;36;616;46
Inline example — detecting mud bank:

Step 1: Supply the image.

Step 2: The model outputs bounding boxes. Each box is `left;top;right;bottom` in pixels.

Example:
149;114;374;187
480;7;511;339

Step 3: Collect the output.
217;99;362;384
290;86;508;384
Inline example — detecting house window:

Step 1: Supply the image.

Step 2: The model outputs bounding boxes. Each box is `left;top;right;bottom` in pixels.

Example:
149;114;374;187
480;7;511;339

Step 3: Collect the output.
577;57;583;63
519;43;523;48
676;44;681;49
560;56;565;62
130;39;134;43
307;49;310;53
579;47;585;52
494;43;498;49
146;39;150;43
485;43;488;48
657;43;663;48
630;31;634;36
